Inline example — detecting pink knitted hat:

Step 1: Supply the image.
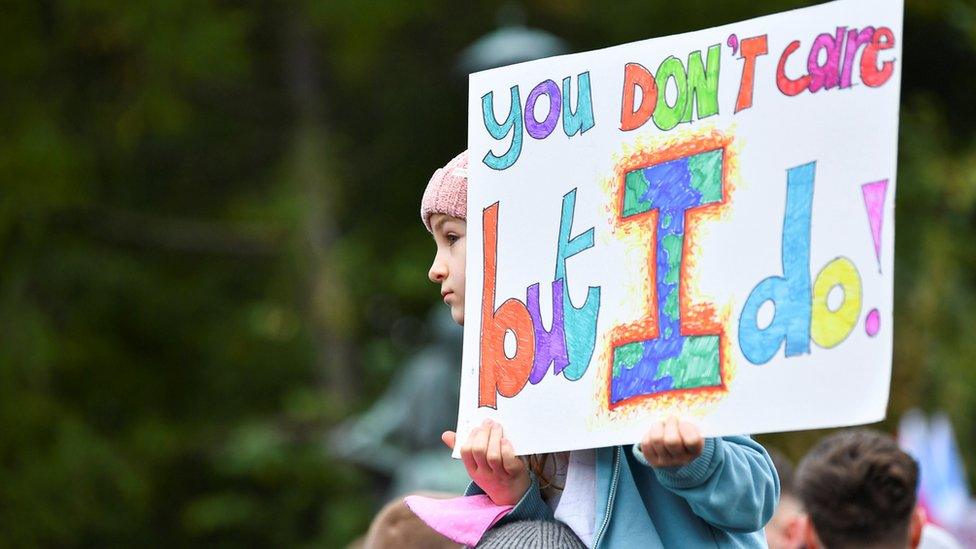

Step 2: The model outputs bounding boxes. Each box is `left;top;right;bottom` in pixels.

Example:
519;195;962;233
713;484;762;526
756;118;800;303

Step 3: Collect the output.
421;150;468;232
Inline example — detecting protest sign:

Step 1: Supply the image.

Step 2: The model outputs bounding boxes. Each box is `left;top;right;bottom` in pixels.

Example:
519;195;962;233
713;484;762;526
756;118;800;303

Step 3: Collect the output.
458;0;902;455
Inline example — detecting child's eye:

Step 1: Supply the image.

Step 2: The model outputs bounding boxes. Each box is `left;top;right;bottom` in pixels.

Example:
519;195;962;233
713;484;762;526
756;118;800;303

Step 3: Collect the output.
446;233;460;245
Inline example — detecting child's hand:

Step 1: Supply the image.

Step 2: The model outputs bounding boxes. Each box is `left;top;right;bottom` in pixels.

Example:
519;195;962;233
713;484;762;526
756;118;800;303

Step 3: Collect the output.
640;417;704;468
441;419;530;506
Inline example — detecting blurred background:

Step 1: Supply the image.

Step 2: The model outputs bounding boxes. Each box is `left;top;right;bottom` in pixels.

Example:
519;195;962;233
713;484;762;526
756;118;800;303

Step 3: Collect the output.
1;0;974;546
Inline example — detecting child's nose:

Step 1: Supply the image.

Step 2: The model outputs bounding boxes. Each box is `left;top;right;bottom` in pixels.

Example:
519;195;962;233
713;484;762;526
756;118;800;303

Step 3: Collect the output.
428;257;447;283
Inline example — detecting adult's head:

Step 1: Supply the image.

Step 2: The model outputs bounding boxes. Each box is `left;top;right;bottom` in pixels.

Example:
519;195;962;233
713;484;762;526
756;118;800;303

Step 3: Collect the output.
795;429;924;549
422;151;468;325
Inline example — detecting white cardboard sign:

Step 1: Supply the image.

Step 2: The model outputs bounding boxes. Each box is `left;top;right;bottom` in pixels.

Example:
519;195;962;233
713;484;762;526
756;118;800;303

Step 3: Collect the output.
458;0;902;455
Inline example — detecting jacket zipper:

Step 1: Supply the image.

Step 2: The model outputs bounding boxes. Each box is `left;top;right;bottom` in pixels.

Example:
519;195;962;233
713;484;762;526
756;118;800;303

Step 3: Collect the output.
593;446;621;549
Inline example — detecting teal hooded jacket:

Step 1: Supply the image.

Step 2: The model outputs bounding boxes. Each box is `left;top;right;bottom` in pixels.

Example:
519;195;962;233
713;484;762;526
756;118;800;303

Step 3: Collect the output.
465;436;779;548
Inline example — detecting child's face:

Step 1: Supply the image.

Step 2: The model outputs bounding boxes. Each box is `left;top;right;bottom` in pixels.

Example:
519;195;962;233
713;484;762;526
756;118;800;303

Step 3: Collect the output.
428;214;467;326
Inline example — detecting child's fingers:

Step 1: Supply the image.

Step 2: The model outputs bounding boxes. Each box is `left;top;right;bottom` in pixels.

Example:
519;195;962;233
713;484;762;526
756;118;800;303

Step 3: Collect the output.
459;428;478;473
678;421;704;456
500;438;524;476
485;421;504;473
640;440;662;464
469;421;491;470
663;417;684;459
642;420;667;462
441;430;457;451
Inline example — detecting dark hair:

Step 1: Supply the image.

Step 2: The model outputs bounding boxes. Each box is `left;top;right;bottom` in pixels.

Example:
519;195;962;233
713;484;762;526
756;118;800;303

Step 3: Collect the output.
795;429;919;549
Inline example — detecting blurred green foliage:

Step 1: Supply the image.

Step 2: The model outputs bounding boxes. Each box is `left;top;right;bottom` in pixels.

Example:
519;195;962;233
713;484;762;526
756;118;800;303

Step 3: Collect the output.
0;0;973;546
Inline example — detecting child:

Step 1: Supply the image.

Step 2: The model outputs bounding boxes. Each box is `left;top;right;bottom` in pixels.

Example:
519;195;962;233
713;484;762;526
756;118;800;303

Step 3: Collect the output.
419;150;779;548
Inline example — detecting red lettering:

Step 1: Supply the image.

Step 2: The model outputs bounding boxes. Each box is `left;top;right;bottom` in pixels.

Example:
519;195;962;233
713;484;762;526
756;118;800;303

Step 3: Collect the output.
777;40;812;96
735;35;768;113
861;27;895;87
479;203;535;408
620;63;658;131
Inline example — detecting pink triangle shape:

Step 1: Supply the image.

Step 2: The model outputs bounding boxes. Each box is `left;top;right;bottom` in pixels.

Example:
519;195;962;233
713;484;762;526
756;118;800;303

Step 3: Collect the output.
861;179;888;271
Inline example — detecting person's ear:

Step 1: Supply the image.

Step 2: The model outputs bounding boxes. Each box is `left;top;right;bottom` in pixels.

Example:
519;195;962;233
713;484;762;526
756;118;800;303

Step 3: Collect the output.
908;505;926;548
800;514;822;549
784;512;805;548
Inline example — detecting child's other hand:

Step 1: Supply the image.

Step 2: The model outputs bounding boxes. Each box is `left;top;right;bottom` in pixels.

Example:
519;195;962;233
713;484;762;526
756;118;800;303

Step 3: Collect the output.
640;417;704;468
441;419;530;506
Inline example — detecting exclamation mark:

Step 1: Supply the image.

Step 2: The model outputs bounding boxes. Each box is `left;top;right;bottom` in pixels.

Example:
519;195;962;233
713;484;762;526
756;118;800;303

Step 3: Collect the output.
861;179;888;337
